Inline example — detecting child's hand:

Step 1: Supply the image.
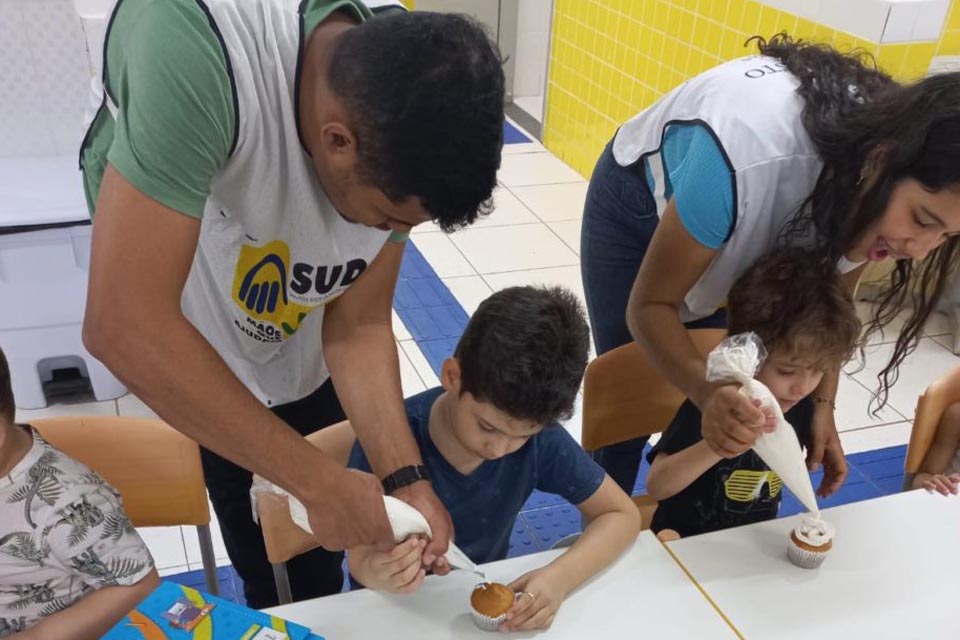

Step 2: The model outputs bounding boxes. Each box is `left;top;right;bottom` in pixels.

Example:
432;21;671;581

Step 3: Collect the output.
500;568;566;632
347;537;427;594
922;473;960;496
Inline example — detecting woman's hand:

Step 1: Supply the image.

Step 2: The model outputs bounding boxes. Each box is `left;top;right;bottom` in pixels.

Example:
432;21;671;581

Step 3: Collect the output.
501;568;567;632
701;384;775;457
808;405;848;497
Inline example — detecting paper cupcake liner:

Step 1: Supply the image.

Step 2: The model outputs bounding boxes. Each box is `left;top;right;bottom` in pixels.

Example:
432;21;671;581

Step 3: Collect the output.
470;587;520;632
470;608;508;632
787;539;829;569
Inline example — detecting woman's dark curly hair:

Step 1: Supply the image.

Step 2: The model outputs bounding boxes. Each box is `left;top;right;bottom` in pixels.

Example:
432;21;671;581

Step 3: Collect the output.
755;34;960;409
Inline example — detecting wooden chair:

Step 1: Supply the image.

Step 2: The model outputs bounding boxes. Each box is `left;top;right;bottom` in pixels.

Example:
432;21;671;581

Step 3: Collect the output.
31;416;219;595
581;329;726;529
252;430;327;605
904;364;960;490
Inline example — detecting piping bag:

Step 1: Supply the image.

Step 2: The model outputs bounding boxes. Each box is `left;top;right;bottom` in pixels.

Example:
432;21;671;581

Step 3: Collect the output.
705;333;820;515
287;493;487;580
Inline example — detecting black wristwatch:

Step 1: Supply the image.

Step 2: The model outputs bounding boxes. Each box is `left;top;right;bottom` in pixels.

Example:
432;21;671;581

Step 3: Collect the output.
381;465;431;495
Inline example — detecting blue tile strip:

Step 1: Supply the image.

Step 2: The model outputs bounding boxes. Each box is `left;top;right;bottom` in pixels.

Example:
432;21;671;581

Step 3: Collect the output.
503;120;531;144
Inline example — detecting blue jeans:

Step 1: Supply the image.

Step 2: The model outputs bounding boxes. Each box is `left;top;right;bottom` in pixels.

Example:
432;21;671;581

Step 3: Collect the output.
580;140;726;494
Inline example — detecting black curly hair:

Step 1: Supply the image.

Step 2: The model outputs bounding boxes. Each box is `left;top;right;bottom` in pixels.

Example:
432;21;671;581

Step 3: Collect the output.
756;34;960;408
328;11;505;231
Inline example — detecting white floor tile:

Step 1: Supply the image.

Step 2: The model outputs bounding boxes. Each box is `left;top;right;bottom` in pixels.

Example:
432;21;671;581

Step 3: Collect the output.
158;564;190;578
498;153;584;187
137;526;188;570
932;332;959;355
397;342;427;396
924;309;950;337
392;310;411;341
847;338;960;419
839;421;913;455
15;397;118;423
561;391;583;444
400;341;440;389
501;141;547;155
184;516;230;565
548;220;582;256
411;220;442;235
471;187;539;228
482;265;586;306
450;224;578;274
510;182;588;222
116;393;159;419
409;234;475;277
835;374;906;432
441;275;493;316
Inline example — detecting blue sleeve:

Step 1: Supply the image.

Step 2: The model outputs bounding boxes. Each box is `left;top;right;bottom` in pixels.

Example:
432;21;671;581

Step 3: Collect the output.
661;124;735;249
534;428;606;505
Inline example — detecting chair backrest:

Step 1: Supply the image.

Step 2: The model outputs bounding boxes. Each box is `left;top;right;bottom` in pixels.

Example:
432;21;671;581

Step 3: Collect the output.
254;429;328;564
31;416;210;527
905;364;960;480
581;329;726;452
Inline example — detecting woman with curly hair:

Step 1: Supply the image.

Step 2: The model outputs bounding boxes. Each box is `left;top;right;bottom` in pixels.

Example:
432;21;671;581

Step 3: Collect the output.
581;34;960;497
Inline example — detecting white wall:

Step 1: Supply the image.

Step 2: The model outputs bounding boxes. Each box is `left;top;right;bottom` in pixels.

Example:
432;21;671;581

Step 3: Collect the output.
512;0;551;99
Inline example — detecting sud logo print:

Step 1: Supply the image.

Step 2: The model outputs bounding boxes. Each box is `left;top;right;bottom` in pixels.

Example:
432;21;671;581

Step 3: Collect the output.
231;241;368;341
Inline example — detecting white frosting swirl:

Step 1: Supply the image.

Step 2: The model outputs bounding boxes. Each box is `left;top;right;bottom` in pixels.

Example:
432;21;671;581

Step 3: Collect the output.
794;516;834;547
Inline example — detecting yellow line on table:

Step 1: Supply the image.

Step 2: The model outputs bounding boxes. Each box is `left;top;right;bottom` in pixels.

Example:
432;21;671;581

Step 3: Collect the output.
658;537;745;640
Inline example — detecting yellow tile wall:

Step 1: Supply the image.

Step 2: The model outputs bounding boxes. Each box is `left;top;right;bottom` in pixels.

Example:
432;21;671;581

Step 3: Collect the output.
544;0;946;178
938;0;960;56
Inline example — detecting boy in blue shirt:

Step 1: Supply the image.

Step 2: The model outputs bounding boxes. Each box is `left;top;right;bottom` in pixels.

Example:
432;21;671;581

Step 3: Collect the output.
309;285;640;632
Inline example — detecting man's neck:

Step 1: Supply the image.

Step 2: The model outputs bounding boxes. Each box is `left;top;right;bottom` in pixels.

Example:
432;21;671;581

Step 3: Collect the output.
428;392;485;476
0;422;33;478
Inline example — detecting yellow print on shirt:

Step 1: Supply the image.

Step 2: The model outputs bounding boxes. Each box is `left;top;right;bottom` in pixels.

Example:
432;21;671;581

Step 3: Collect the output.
231;241;369;341
724;469;782;502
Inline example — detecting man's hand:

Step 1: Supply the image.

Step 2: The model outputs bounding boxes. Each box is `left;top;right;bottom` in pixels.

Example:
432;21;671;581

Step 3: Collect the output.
392;480;452;573
305;469;393;551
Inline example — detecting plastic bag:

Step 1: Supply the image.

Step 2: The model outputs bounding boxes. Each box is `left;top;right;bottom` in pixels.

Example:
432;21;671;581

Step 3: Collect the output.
705;333;820;515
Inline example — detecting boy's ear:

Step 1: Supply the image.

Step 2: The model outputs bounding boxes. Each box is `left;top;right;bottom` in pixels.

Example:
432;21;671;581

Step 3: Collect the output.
440;357;461;393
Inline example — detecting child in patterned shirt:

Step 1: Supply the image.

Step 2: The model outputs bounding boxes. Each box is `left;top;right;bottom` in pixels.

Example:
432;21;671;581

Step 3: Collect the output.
0;348;158;638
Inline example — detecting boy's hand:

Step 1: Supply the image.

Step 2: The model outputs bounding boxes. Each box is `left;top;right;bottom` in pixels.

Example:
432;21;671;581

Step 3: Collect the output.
348;537;427;594
921;473;960;496
501;568;566;632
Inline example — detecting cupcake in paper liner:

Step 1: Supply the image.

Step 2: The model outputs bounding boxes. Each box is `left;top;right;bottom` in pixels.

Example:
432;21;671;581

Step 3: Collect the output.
787;516;834;569
470;582;516;631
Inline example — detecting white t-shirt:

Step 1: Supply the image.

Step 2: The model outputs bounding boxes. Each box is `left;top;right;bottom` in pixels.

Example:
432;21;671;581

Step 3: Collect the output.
0;427;154;636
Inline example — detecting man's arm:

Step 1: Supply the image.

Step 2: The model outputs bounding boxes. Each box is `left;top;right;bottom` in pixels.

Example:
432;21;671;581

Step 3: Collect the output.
21;569;160;640
84;166;391;550
322;238;453;564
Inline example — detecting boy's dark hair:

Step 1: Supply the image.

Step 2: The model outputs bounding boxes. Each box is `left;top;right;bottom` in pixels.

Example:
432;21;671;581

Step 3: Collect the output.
328;11;505;232
454;286;590;425
0;348;13;423
728;248;861;369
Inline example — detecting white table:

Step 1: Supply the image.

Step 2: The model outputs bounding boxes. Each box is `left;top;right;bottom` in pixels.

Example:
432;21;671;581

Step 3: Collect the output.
666;490;960;639
265;531;738;638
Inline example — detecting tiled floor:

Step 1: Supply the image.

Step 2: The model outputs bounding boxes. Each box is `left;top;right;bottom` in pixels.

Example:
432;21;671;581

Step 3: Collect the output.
15;118;960;603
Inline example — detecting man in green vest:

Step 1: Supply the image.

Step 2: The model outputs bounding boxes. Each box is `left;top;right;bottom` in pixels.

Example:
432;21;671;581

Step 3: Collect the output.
80;0;504;606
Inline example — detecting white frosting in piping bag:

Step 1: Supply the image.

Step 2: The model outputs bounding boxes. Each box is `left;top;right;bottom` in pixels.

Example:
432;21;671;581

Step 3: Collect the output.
706;333;821;515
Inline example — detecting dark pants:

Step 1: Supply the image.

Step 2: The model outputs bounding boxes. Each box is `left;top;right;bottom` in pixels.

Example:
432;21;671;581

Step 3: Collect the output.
581;140;726;494
201;378;347;608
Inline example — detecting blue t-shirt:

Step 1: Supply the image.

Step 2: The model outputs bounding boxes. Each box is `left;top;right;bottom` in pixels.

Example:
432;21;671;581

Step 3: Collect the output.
644;123;735;249
348;387;605;564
